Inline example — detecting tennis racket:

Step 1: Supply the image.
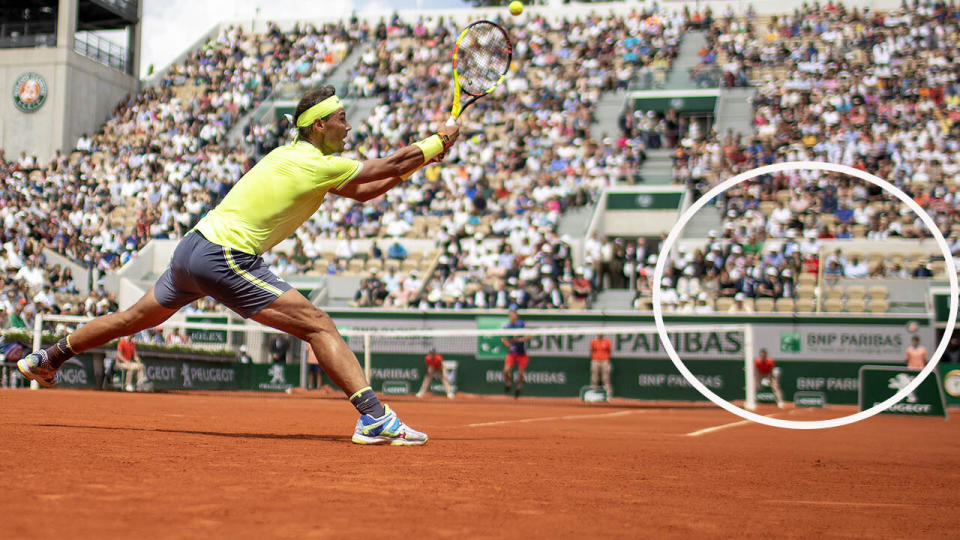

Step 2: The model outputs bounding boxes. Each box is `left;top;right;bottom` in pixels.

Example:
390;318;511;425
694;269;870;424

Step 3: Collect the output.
448;20;513;125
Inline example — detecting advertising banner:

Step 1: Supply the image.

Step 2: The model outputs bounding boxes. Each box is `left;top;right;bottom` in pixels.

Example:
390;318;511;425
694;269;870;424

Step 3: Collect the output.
185;315;229;344
758;324;934;362
859;366;948;417
249;363;300;392
56;356;96;388
141;357;238;390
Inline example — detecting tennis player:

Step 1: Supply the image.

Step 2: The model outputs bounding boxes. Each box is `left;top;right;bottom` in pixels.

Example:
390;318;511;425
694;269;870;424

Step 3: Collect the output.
501;307;530;398
18;85;458;445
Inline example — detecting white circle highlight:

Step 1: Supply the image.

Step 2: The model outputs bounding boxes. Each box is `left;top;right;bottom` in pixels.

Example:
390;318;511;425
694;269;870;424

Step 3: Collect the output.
652;161;958;429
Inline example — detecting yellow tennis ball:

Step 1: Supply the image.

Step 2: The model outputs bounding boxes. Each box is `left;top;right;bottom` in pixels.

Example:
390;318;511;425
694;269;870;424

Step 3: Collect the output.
509;1;524;16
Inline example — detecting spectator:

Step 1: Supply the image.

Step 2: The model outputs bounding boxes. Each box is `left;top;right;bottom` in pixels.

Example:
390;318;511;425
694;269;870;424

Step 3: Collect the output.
728;292;753;314
387;241;408;260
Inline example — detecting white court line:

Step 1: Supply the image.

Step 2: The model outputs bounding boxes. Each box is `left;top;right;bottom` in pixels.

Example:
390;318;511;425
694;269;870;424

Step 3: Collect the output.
685;412;785;437
768;500;922;509
466;410;638;428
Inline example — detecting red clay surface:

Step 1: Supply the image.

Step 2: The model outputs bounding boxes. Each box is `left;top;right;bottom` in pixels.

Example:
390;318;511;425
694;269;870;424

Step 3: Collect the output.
1;389;956;539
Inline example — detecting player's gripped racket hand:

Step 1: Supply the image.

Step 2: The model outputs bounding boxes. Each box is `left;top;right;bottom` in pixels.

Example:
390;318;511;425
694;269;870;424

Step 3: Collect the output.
427;123;460;164
438;123;460;146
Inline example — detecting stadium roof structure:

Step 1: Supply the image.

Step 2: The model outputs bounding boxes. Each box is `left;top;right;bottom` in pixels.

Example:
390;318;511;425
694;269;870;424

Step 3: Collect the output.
0;0;137;35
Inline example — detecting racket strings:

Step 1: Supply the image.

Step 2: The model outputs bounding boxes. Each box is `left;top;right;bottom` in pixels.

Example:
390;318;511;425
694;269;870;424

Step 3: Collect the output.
457;25;510;95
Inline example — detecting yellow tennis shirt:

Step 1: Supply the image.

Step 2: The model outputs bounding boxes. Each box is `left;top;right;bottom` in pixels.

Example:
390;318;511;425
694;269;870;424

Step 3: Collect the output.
195;141;362;255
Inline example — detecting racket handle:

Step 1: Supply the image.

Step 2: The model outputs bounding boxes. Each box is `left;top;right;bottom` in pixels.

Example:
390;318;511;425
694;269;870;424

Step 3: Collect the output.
446;116;458;126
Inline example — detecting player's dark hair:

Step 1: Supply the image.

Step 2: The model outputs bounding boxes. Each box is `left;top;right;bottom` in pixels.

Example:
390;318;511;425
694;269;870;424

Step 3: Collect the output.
295;85;337;141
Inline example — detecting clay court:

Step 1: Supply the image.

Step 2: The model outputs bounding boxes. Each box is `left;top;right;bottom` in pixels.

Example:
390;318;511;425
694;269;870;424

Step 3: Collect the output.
1;389;955;539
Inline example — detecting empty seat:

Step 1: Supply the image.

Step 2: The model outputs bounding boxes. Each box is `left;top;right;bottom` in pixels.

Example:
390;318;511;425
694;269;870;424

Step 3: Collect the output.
868;299;890;313
867;286;889;301
846;286;866;301
798;274;817;287
347;258;364;274
715;297;734;312
795;298;816;313
846;298;867;313
774;298;795;312
796;285;816;299
823;298;844;313
824;288;844;301
754;298;775;312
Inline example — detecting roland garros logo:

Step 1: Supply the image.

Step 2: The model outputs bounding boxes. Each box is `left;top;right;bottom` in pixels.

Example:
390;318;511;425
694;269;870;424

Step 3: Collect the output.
13;72;47;113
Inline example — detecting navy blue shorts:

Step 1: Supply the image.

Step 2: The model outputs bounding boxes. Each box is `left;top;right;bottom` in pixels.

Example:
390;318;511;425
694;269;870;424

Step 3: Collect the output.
154;230;292;318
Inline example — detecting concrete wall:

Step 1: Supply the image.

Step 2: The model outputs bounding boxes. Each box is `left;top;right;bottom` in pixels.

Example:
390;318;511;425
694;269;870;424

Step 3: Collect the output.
0;47;137;161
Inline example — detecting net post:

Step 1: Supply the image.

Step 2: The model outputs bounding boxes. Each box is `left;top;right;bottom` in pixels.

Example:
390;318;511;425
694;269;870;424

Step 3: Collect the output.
30;313;43;390
363;333;372;383
744;323;756;411
299;341;308;389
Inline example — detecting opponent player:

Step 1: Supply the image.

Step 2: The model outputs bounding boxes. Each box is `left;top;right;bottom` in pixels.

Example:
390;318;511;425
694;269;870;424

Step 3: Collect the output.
754;348;785;408
18;85;459;445
501;308;530;398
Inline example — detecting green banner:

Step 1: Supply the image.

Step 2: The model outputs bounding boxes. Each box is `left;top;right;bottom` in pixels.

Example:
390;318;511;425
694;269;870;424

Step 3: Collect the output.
476;316;509;359
185;315;228;344
605;191;683;211
249;363;300;392
934;293;949;323
56;356;96;388
615;358;743;401
141;357;238;390
859;366;947;417
631;95;717;112
775;361;863;405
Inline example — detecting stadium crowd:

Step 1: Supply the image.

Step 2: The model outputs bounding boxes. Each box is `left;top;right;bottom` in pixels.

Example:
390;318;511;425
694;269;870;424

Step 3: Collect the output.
3;1;959;322
647;0;960;312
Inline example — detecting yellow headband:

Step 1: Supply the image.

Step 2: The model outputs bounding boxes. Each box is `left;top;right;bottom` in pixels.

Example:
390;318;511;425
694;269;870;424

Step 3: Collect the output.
296;95;343;127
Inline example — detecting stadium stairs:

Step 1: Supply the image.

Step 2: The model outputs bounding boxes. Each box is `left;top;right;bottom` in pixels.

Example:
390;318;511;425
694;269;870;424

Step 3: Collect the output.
681;203;722;239
715;87;756;138
636;148;675;185
591;89;631;141
557;205;596;239
664;31;707;91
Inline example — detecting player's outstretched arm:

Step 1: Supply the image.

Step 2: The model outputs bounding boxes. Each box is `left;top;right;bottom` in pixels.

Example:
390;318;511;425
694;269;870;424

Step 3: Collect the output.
333;175;405;202
352;123;459;184
333;124;459;202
